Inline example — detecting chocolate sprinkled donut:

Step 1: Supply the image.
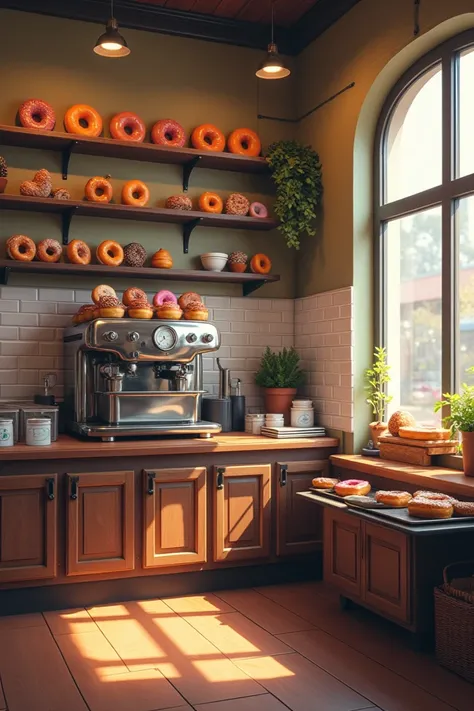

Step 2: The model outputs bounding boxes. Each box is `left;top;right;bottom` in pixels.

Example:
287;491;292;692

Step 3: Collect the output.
225;193;250;216
123;242;147;267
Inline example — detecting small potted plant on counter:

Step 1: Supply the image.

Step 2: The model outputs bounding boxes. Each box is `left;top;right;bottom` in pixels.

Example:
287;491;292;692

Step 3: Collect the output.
435;367;474;477
255;346;305;425
364;346;393;453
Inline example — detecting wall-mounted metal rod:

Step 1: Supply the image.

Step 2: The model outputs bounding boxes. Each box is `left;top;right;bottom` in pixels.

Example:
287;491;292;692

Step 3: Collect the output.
257;81;355;124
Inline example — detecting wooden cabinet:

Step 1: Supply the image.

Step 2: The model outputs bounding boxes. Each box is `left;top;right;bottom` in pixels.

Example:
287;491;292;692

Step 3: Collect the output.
66;471;134;576
213;464;271;562
143;467;206;568
276;460;327;556
324;508;362;598
0;474;57;583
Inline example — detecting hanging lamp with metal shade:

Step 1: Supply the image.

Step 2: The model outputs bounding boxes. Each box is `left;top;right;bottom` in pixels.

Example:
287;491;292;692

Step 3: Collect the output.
94;0;130;57
256;2;290;79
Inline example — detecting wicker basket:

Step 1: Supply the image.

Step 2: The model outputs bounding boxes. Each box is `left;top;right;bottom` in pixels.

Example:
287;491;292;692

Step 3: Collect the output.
434;560;474;683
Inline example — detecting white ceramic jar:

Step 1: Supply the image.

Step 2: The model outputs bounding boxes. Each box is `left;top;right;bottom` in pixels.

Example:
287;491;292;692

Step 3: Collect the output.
245;413;265;435
265;413;284;428
291;400;314;428
26;417;51;446
0;418;14;447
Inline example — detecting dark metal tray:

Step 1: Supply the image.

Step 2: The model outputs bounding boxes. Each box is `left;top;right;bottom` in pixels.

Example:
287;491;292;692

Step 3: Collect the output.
368;507;474;526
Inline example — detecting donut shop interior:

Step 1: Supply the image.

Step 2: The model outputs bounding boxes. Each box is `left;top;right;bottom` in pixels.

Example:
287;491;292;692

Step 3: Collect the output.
1;0;474;709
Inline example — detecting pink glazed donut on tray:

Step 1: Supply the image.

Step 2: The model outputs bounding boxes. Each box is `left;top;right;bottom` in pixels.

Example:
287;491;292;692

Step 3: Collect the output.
249;201;268;218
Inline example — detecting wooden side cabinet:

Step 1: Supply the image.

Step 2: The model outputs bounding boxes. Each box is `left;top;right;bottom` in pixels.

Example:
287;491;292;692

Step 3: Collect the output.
276;460;327;556
324;507;362;598
143;467;206;568
0;474;57;583
66;471;135;576
213;464;271;562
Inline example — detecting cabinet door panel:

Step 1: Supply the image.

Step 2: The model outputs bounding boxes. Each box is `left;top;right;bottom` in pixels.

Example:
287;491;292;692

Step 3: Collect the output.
143;467;206;568
0;474;57;582
213;464;271;562
323;508;361;598
67;471;134;576
277;460;327;556
363;522;410;623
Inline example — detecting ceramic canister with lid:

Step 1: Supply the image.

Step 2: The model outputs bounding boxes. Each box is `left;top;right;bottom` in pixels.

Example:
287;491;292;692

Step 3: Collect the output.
291;399;314;427
245;413;265;434
0;418;14;447
26;417;51;446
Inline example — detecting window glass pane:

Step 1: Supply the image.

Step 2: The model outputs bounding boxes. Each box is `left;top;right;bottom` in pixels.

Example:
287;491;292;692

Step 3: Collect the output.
457;196;474;389
385;207;442;425
384;64;442;203
458;48;474;178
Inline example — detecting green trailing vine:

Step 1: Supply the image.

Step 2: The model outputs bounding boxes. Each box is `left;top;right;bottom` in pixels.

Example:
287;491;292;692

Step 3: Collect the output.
266;140;322;249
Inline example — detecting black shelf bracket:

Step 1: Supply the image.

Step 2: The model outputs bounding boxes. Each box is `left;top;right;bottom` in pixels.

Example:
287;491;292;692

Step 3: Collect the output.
0;265;11;285
182;155;202;191
243;278;269;296
62;207;78;245
62;140;78;180
182;217;203;253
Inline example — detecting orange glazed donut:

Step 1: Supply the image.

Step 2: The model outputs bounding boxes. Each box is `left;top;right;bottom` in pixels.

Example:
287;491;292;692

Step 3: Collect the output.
121;180;150;207
85;176;113;203
151;119;186;148
67;239;91;265
64;104;103;137
96;240;124;267
37;239;62;263
250;253;272;275
191;124;225;152
6;234;36;262
198;192;223;214
227;128;261;157
109;112;146;142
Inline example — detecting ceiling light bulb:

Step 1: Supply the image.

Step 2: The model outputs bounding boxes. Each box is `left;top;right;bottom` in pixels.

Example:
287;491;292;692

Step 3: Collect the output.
94;17;130;57
256;42;290;80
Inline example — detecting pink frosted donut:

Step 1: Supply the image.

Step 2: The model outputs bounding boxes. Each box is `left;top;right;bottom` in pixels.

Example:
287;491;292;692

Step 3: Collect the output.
153;290;177;307
151;119;187;148
249;201;268;218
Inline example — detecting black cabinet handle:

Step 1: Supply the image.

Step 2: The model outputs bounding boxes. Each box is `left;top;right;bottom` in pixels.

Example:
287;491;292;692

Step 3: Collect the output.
46;477;55;501
70;476;79;500
216;467;225;490
147;472;155;496
280;464;288;487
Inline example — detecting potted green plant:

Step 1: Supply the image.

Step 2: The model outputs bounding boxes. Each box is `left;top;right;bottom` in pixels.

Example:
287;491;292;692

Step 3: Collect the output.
434;367;474;477
266;140;322;249
364;346;393;448
255;346;305;424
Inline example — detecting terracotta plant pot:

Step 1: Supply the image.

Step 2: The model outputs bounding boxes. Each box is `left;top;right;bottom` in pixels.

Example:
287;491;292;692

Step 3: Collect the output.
264;388;297;426
0;178;7;194
229;262;247;273
462;431;474;477
369;421;388;448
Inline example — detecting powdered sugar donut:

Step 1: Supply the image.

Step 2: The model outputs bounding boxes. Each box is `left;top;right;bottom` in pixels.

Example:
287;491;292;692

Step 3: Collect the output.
249;201;268;218
153;290;177;307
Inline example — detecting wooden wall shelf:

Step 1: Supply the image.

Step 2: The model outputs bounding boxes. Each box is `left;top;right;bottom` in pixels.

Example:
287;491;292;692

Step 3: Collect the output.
0;260;280;296
0;125;270;188
0;194;278;252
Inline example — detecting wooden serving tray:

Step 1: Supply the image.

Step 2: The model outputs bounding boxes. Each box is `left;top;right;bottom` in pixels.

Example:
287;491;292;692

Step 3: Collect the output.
379;441;457;466
378;433;458;450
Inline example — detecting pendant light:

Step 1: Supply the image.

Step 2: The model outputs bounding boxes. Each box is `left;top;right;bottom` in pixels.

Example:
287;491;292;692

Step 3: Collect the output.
94;0;130;58
256;1;290;80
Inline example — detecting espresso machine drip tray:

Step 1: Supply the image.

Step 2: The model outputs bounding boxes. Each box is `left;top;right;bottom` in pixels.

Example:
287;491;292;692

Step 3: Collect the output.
71;420;222;442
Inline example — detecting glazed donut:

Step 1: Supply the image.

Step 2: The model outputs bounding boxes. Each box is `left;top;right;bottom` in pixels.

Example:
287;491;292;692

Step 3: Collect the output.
121;180;150;207
225;193;250;216
109;112;146;142
454;501;474;517
191;124;226;152
312;477;339;490
335;479;371;497
250;253;272;275
151;119;187;148
96;241;124;267
375;490;412;508
19;99;56;131
198;192;223;214
85;176;113;203
178;291;202;310
37;239;62;263
123;242;147;267
64;104;103;137
151;249;173;269
249;202;268;219
412;491;457;504
166;195;193;211
92;284;117;304
408;497;453;519
67;239;91;265
184;301;209;321
227;128;261;157
122;287;147;307
6;234;36;262
153;290;177;307
20;169;52;198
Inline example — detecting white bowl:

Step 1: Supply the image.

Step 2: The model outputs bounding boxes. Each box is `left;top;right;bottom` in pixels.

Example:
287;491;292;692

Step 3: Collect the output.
201;252;228;272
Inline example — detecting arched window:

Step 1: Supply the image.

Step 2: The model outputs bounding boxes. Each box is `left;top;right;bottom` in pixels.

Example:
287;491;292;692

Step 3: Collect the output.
375;30;474;425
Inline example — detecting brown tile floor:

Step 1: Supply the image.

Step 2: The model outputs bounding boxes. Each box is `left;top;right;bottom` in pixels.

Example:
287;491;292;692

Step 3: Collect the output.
0;582;472;711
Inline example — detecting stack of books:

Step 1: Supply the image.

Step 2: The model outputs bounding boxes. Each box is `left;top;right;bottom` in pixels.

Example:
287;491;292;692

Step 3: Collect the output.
260;426;326;439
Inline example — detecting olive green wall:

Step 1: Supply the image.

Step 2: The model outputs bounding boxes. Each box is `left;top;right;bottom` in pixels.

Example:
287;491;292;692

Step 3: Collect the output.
0;9;297;297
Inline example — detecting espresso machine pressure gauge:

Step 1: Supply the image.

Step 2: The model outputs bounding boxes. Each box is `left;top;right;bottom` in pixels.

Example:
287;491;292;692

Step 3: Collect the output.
153;325;177;351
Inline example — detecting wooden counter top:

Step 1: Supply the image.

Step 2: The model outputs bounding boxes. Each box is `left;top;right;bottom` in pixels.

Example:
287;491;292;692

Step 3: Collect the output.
0;433;339;461
331;454;474;498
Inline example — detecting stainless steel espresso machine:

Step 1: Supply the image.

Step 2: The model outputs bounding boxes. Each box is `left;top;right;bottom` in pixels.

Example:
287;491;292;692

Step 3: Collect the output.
63;319;221;441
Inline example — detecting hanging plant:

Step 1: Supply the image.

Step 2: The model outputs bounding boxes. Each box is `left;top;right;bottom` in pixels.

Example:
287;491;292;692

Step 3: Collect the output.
266;140;322;249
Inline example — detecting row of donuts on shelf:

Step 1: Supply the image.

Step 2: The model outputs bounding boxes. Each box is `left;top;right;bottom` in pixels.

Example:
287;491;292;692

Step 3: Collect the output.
74;286;208;323
17;99;262;156
312;477;474;520
16;169;269;217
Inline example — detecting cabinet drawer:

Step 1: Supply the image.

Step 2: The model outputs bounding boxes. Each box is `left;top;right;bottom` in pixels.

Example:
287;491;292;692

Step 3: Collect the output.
323;508;362;598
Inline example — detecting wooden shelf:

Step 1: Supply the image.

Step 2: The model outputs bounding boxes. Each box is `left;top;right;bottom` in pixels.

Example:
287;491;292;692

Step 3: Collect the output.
0;125;269;187
0;194;278;252
0;260;280;296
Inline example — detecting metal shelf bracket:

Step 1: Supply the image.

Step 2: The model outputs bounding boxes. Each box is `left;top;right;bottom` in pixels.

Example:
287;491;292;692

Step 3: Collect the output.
62;207;78;245
62;140;78;180
243;278;269;296
182;155;202;191
0;265;11;285
182;217;203;253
